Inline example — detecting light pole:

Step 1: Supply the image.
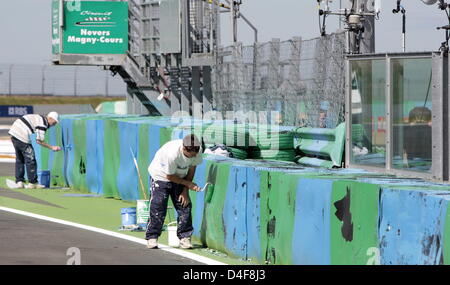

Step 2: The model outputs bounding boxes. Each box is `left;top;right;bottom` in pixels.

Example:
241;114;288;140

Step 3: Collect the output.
9;64;14;95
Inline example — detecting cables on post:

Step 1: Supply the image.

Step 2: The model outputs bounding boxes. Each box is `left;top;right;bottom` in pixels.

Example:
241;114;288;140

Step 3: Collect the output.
318;0;329;36
392;0;407;52
435;1;450;51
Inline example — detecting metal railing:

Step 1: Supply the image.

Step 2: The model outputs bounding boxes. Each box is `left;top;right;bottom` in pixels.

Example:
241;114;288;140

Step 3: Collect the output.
0;64;126;97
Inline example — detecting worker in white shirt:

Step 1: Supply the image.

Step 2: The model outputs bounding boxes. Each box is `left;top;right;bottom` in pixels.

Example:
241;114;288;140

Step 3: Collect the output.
8;111;61;189
145;134;203;249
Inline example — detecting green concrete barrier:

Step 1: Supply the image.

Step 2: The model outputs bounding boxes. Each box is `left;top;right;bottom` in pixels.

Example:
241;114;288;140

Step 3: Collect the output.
330;181;380;265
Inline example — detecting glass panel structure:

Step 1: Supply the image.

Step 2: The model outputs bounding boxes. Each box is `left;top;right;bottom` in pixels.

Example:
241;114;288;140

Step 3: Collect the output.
392;58;433;172
350;59;386;167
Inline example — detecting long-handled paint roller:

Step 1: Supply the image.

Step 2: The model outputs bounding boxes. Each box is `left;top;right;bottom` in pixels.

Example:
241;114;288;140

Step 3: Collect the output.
130;147;148;200
200;182;211;192
200;182;215;203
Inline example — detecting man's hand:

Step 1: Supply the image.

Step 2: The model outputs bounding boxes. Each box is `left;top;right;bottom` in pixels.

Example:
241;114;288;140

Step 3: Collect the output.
166;174;201;191
186;181;201;192
37;140;61;152
52;146;61;152
178;188;191;207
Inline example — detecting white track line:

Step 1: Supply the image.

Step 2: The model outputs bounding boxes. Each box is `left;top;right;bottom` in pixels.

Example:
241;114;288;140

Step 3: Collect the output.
0;206;226;265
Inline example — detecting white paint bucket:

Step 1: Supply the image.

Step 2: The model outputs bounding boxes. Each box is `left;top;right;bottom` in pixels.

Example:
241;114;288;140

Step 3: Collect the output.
136;200;150;227
167;222;179;247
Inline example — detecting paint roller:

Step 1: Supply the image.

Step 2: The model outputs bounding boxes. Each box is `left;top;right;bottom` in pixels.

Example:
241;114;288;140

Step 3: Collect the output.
201;182;215;203
130;147;148;200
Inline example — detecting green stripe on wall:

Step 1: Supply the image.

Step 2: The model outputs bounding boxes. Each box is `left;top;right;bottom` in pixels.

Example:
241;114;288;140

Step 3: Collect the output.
330;181;380;265
160;126;174;146
443;204;450;264
137;123;150;199
200;160;230;253
260;171;298;264
50;124;65;187
41;136;50;171
71;117;89;193
102;119;121;199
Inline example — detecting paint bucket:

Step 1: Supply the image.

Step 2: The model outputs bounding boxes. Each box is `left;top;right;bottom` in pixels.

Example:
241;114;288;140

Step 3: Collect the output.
121;207;137;227
136;200;150;227
167;222;179;247
37;170;51;188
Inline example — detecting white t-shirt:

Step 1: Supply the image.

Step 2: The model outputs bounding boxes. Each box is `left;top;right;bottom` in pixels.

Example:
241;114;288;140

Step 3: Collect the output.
148;139;203;182
8;114;49;144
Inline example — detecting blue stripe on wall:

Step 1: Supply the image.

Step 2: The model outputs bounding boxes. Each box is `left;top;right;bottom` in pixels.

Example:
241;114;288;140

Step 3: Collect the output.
246;166;262;262
30;133;40;175
379;189;449;265
62;118;75;188
192;160;207;238
223;165;247;258
292;178;332;265
96;120;105;194
116;121;139;201
148;124;162;170
86;120;99;194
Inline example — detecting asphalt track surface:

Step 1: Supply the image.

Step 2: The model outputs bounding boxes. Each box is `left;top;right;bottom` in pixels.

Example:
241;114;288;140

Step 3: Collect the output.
0;211;204;265
0;162;14;176
0;163;204;265
0;118;14;139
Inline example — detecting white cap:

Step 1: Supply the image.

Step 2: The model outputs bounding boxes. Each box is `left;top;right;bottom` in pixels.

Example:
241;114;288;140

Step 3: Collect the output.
47;111;59;123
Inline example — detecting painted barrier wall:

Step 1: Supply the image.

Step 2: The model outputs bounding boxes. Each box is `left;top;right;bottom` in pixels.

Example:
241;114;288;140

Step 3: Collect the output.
35;114;450;265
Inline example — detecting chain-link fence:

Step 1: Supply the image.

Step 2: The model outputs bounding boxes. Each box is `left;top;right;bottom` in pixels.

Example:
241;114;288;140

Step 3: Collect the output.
212;32;346;128
0;64;127;97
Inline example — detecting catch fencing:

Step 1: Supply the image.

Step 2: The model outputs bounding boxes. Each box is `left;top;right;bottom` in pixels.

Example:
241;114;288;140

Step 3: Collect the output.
0;64;127;97
213;32;346;128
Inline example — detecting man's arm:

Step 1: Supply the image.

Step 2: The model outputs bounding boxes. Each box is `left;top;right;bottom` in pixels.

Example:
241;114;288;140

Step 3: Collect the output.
175;166;198;207
166;166;199;191
36;139;61;151
185;166;196;182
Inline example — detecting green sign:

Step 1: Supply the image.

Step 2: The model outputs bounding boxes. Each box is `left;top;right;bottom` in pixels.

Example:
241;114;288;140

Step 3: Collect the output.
59;1;128;55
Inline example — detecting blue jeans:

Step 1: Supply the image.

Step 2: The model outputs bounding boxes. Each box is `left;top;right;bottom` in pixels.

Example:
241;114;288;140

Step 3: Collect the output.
145;179;193;240
11;136;38;184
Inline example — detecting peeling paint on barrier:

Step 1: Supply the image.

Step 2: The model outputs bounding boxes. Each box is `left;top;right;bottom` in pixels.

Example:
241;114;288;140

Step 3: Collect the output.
379;189;450;265
330;181;379;265
333;188;353;242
